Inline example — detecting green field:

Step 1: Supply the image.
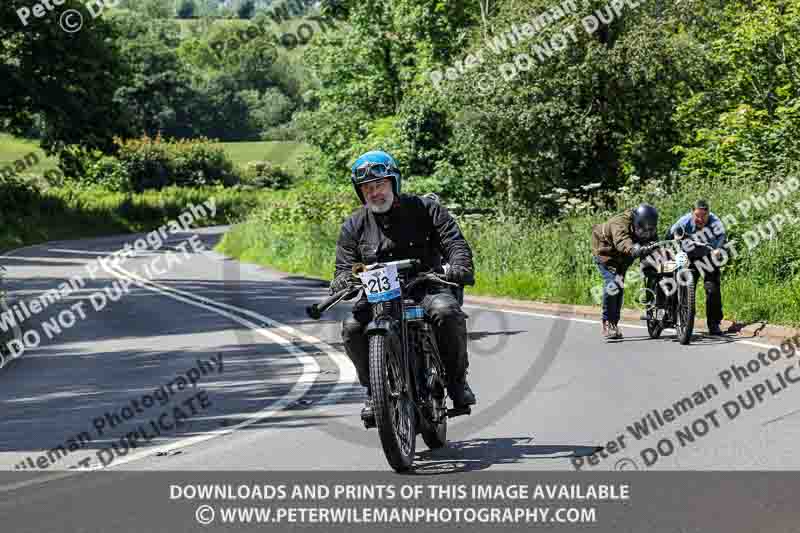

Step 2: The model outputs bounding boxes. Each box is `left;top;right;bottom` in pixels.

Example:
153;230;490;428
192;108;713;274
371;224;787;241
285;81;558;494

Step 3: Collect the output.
0;134;58;176
218;140;311;174
0;134;310;179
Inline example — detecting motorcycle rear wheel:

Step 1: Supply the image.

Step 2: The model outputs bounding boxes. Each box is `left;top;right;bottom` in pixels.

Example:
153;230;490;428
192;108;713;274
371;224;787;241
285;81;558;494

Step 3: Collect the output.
419;332;447;449
676;274;696;345
369;333;416;472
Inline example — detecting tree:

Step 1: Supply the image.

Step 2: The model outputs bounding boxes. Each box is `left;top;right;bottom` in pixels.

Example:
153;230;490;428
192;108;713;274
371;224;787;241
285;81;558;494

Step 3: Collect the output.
192;73;262;140
238;0;256;19
142;0;175;19
112;17;198;139
177;0;197;19
671;0;800;181
0;0;132;154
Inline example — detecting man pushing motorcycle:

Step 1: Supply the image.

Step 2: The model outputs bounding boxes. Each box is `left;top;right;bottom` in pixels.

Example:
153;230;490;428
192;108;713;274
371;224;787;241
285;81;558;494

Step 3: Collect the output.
591;204;660;340
330;150;476;427
662;199;727;335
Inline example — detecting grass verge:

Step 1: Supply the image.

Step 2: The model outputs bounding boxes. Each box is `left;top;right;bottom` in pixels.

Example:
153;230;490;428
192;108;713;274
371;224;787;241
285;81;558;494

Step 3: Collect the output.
216;179;800;327
0;181;272;254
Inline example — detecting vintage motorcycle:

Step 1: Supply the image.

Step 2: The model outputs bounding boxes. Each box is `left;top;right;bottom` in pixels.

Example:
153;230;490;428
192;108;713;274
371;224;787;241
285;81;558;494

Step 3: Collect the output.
640;238;713;345
306;258;471;472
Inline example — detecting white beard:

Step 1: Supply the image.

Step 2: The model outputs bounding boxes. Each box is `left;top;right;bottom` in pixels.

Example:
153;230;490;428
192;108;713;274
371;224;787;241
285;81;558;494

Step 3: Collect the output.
366;190;394;213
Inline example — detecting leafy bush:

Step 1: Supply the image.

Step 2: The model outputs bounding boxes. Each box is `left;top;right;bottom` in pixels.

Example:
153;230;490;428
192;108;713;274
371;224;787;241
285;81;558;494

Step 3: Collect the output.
262;122;302;141
239;88;296;135
239;160;294;190
114;134;174;191
56;135;239;192
57;145;105;181
84;156;130;190
166;137;238;188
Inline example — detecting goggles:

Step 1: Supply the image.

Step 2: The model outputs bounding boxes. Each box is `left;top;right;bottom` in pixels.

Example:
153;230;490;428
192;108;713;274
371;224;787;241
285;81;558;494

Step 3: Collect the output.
354;162;399;181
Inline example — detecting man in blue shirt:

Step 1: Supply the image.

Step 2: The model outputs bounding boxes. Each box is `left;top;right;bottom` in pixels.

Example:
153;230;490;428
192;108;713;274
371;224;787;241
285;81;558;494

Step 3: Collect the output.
664;199;726;335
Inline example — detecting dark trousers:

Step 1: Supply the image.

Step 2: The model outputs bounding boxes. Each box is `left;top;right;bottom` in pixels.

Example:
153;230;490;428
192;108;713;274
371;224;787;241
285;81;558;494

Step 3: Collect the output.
341;287;469;392
593;257;627;324
692;264;723;326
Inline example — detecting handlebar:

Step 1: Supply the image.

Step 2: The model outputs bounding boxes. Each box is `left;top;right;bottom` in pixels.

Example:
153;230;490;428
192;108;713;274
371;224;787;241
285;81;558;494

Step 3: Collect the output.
306;285;362;320
305;260;460;320
404;270;459;293
648;238;714;251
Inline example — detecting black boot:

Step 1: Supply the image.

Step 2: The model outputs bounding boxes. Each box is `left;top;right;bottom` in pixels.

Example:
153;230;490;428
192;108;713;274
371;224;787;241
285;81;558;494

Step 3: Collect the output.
360;387;375;428
448;372;476;408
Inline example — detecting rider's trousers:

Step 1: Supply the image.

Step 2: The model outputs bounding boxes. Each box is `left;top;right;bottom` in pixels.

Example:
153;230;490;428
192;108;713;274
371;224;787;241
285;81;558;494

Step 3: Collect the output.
341;287;469;393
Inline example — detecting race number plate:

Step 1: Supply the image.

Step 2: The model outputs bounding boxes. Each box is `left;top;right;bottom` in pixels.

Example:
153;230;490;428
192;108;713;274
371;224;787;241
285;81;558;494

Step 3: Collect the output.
359;264;401;303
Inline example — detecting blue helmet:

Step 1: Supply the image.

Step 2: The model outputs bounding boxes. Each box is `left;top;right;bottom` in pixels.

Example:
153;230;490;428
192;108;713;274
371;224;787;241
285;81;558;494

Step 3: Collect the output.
350;150;402;204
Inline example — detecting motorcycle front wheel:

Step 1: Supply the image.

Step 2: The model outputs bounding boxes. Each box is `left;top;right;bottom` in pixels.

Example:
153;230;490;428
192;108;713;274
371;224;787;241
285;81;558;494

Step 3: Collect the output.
647;318;664;339
369;333;416;472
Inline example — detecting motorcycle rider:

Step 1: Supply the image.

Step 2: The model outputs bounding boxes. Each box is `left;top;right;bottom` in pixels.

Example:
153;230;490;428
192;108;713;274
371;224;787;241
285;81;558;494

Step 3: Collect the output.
330;151;476;426
591;204;660;340
663;199;727;335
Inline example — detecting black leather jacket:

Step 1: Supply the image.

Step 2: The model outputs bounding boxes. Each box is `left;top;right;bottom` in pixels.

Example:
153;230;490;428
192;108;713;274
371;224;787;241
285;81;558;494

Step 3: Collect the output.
333;194;474;281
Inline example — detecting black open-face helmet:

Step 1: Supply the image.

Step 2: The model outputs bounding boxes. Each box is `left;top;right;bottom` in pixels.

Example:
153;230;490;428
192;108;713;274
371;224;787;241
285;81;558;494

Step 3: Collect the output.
632;203;659;242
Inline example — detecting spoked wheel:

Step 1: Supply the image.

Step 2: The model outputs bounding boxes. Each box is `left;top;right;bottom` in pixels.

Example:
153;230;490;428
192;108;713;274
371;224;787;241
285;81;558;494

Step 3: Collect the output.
676;272;696;345
641;287;663;339
647;318;664;339
369;333;416;472
420;334;447;450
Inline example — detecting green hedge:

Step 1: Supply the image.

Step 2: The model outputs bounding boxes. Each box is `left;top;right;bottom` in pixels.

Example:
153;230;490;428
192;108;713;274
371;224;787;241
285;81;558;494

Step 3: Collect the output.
0;177;271;253
57;135;239;192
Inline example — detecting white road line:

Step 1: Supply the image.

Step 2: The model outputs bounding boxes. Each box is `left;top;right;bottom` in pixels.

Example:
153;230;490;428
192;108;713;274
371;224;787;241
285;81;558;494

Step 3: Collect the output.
463;304;779;350
111;257;359;401
82;262;326;470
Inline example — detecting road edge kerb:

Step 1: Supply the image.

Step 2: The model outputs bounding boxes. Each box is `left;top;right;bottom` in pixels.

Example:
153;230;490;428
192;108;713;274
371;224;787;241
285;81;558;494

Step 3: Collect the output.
244;264;798;346
462;294;798;346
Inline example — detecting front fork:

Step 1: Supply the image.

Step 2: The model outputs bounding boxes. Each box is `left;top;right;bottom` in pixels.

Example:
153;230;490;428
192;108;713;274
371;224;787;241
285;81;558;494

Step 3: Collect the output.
366;302;412;401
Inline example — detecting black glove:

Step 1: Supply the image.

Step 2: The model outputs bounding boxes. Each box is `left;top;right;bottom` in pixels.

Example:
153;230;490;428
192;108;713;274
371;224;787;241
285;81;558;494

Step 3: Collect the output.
632;242;658;258
446;265;475;286
644;242;661;257
329;272;354;295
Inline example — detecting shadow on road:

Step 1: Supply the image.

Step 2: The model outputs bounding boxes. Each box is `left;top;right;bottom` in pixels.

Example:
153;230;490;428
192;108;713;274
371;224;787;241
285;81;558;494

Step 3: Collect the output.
468;330;526;341
408;437;600;474
613;332;742;346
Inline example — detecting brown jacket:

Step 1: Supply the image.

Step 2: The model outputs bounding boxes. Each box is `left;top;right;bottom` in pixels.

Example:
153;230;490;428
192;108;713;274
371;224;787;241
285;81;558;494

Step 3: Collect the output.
591;209;638;271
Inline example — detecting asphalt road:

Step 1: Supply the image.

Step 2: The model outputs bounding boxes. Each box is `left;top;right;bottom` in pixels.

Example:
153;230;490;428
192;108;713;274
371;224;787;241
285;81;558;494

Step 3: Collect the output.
1;225;799;477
